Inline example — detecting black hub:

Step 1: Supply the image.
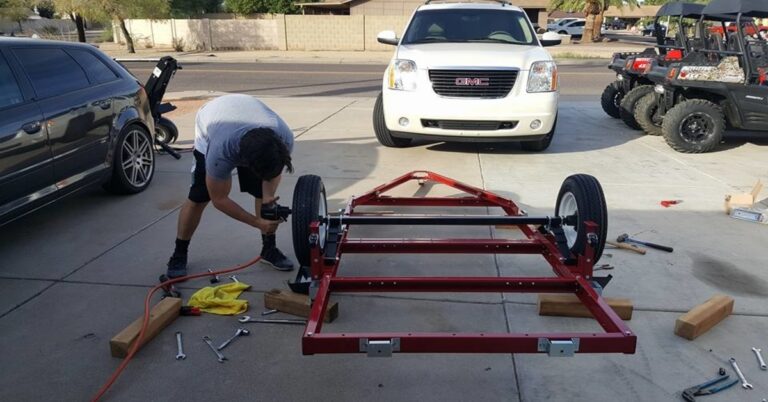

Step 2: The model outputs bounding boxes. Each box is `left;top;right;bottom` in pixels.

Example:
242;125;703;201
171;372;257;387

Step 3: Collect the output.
679;113;714;143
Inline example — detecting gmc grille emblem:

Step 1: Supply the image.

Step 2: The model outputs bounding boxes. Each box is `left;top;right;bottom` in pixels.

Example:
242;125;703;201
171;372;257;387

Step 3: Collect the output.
455;78;490;86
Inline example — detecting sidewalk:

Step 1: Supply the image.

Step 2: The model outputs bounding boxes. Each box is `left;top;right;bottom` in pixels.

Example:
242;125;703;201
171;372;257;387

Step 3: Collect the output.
99;40;648;65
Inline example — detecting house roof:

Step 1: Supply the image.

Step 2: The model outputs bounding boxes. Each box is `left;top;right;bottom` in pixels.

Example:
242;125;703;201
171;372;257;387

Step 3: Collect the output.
296;0;355;9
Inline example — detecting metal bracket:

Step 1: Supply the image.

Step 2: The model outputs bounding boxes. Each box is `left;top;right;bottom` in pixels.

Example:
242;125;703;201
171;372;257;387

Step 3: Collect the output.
537;338;580;357
591;275;613;292
359;338;401;357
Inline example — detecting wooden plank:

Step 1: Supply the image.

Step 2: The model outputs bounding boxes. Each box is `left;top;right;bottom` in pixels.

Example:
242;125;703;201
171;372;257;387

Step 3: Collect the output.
110;297;182;358
537;294;633;320
675;294;734;340
265;289;338;323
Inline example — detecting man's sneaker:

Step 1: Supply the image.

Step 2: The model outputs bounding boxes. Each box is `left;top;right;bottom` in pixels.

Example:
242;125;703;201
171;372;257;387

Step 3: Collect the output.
166;254;188;279
260;247;295;271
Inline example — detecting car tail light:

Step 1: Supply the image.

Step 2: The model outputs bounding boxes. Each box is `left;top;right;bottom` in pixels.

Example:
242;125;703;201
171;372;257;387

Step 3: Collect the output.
632;57;652;72
666;49;683;61
667;68;678;81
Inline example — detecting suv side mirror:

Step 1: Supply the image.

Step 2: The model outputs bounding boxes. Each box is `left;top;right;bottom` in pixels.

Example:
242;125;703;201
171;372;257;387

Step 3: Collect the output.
377;31;399;46
540;31;562;47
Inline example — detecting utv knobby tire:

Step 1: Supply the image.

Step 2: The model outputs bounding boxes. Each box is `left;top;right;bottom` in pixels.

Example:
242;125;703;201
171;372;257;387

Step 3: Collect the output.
292;175;327;267
600;82;623;119
554;174;608;263
373;93;412;148
635;93;663;136
619;85;653;130
661;99;725;154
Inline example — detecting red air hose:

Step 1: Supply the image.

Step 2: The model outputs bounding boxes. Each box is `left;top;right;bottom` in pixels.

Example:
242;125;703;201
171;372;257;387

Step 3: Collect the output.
91;256;262;401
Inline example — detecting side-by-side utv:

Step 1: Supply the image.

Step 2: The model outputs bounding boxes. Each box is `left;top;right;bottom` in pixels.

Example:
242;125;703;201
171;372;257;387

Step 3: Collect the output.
636;0;768;153
601;1;704;130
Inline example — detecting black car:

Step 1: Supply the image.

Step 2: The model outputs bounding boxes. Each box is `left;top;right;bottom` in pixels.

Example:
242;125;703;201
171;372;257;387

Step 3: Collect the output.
0;38;155;225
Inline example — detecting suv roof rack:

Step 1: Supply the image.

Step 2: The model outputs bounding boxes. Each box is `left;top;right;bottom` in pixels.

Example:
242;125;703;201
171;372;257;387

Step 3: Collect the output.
424;0;511;6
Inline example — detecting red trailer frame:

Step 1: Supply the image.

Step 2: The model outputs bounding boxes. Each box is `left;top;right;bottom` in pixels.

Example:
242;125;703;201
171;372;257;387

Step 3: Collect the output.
302;171;636;356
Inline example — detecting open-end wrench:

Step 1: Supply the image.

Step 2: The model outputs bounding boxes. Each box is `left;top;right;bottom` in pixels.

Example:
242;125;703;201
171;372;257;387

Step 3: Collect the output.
238;315;306;325
175;331;186;360
753;347;767;370
203;336;227;363
217;328;250;351
729;357;753;389
229;275;239;283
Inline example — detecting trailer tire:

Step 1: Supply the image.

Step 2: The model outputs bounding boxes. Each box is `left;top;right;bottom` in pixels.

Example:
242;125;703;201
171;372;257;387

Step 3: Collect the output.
555;174;607;263
373;93;412;148
292;175;328;267
662;99;724;153
635;93;663;136
619;85;653;130
600;82;623;119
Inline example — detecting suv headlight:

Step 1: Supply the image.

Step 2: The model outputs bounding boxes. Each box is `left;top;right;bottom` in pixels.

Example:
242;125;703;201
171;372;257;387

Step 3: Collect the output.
527;61;558;93
387;59;418;91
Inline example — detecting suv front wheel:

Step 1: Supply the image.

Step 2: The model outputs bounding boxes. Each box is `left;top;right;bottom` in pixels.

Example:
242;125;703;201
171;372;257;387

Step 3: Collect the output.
105;124;156;194
373;93;412;148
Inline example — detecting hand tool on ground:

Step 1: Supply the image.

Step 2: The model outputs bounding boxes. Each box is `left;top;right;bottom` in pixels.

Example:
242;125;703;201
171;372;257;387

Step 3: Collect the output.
238;315;306;325
616;234;674;253
203;336;227;363
682;368;738;402
158;274;181;298
606;240;647;255
180;306;201;316
229;275;239;283
660;199;683;208
753;347;767;370
594;264;614;271
729;357;753;389
261;309;278;316
207;269;220;284
217;328;250;351
174;332;186;360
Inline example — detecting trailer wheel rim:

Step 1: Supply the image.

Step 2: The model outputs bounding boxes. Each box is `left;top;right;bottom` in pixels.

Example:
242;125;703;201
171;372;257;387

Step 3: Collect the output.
121;129;154;187
679;112;714;144
558;192;578;248
318;191;327;250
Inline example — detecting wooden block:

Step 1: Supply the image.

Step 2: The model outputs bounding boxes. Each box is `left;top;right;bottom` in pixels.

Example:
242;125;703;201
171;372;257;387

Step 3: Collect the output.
110;297;182;358
265;289;338;323
675;294;734;340
537;294;633;320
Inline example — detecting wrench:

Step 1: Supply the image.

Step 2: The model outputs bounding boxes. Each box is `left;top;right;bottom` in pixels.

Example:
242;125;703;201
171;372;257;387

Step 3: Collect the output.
753;347;768;370
729;357;753;389
229;275;239;283
202;336;227;363
175;331;186;360
238;315;306;325
217;328;250;351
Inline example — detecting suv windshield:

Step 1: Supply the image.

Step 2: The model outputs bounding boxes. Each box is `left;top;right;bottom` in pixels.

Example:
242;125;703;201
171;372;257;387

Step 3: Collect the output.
402;9;536;45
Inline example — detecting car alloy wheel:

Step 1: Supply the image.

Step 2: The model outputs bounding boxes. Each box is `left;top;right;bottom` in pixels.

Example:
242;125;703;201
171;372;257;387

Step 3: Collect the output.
679;112;715;144
120;128;154;188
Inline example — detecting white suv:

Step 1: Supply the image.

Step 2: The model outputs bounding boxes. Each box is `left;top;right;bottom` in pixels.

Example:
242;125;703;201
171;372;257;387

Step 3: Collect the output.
374;1;561;150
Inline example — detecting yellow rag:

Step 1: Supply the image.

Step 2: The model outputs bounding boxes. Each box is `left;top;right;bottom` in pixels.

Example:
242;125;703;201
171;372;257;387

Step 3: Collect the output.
188;282;251;315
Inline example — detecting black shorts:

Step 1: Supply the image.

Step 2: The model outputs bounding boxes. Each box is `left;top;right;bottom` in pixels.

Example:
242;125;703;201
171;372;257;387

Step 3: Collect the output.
188;150;263;203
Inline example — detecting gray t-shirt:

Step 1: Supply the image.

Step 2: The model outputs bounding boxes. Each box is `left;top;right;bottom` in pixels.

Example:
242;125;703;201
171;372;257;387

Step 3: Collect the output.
194;94;294;180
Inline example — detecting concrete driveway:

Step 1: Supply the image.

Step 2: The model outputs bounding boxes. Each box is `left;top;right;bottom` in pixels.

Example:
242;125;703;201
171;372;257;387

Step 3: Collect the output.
1;95;767;402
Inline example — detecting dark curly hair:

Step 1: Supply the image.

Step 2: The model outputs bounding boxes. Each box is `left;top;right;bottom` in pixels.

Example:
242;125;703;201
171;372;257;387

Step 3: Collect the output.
239;128;293;180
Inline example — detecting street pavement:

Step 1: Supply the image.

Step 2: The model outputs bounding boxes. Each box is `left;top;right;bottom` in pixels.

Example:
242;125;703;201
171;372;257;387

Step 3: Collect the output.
1;87;767;400
122;61;616;99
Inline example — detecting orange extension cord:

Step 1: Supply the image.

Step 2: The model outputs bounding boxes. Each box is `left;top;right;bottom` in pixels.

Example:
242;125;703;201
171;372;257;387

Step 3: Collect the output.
91;256;263;401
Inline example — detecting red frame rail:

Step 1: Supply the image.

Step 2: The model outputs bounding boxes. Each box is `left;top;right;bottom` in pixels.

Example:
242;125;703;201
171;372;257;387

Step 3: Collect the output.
302;171;636;356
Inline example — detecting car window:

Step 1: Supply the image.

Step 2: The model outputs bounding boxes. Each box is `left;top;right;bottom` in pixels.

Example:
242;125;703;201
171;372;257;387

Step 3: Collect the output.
13;47;90;99
67;49;118;84
571;21;585;27
402;9;536;45
0;54;24;109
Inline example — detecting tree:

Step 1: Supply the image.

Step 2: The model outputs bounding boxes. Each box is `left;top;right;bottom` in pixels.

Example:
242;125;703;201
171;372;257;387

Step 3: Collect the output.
37;0;89;42
93;0;170;53
170;0;219;18
549;0;639;42
35;0;54;18
225;0;296;15
0;0;33;32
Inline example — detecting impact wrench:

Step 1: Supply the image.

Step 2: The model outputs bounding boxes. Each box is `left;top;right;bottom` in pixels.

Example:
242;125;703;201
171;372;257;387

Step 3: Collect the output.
616;233;674;253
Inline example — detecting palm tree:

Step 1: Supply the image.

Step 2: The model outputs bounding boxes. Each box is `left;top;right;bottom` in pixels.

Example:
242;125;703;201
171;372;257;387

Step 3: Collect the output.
550;0;639;42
